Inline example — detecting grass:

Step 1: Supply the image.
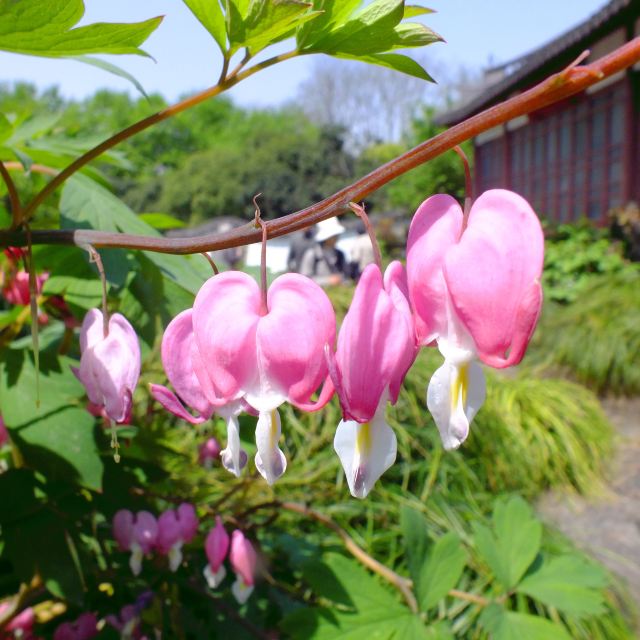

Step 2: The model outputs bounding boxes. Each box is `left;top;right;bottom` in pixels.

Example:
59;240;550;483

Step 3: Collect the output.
529;270;640;395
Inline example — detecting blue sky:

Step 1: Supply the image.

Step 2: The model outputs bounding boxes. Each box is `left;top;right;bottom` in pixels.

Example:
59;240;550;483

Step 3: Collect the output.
0;0;608;106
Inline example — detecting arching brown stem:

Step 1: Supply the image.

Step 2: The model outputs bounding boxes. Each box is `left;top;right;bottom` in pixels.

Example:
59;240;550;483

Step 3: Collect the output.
1;39;640;252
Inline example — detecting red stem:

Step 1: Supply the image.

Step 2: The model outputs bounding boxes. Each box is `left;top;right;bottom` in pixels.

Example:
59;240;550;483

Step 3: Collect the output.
1;39;640;253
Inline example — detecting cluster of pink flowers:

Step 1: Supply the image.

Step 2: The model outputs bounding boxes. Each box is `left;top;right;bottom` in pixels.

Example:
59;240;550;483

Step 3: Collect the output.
52;613;98;640
112;503;198;575
73;189;543;498
204;520;258;604
0;603;36;639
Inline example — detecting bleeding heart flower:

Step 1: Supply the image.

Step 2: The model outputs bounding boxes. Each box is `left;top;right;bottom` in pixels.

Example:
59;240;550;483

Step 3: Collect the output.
113;510;158;576
198;437;221;468
150;307;251;478
74;309;140;424
329;262;417;498
204;516;230;589
229;530;257;604
1;270;48;306
407;189;544;450
156;510;184;571
192;271;335;485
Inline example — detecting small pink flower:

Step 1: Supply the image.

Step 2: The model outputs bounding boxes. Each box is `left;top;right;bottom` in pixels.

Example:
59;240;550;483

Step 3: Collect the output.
112;510;158;575
192;272;336;485
150;308;250;478
177;503;198;543
198;438;221;468
53;612;98;640
0;603;35;636
74;309;140;424
203;517;230;589
156;510;183;571
229;530;258;604
2;270;47;306
106;604;138;636
329;262;417;498
407;189;544;449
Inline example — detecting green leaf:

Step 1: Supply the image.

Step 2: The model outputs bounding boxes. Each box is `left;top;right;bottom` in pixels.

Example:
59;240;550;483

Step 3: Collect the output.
479;605;571;640
296;0;361;49
11;406;104;491
0;349;85;426
473;496;542;591
183;0;227;52
404;5;434;18
71;56;150;98
335;52;434;81
517;555;608;617
12;147;33;172
400;506;430;587
390;23;441;49
60;175;210;296
3;509;86;603
240;0;318;54
306;0;405;55
417;532;466;611
0;0;162;58
139;212;187;230
282;553;429;639
0;469;38;525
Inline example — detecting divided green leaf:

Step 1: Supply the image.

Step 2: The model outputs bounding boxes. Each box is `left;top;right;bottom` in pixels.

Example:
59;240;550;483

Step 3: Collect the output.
517;555;608;617
281;553;431;639
480;604;571;640
473;496;542;591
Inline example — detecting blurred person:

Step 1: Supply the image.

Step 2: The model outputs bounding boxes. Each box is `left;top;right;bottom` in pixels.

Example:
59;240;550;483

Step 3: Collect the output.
300;218;347;286
348;220;376;280
287;228;314;272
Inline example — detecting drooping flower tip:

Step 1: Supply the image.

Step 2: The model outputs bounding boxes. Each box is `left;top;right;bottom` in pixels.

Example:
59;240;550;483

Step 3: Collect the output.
229;530;258;604
75;309;141;424
203;516;230;589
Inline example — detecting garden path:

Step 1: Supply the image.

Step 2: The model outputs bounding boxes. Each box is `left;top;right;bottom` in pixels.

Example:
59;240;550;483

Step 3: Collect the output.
538;398;640;604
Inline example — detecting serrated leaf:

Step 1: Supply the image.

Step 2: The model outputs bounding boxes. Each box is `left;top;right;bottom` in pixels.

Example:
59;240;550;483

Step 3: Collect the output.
336;52;434;81
517;555;608;617
71;56;149;98
0;0;162;58
282;553;429;639
479;605;571;640
473;496;542;591
183;0;227;52
418;532;466;611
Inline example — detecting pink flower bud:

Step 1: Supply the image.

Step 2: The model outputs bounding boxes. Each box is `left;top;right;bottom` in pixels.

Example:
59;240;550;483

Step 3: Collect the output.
2;270;47;306
0;604;35;634
198;437;221;468
74;309;140;424
156;510;182;555
229;530;257;604
177;503;198;543
205;517;229;573
113;509;135;551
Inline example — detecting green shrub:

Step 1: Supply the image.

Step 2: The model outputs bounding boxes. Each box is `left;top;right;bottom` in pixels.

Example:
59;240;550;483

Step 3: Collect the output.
542;222;635;304
531;270;640;395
